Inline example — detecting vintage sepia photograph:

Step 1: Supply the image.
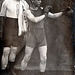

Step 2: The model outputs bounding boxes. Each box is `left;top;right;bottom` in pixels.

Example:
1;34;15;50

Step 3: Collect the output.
0;0;74;75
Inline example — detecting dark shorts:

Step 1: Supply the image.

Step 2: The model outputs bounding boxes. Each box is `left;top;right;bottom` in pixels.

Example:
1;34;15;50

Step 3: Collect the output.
3;17;25;47
26;28;47;48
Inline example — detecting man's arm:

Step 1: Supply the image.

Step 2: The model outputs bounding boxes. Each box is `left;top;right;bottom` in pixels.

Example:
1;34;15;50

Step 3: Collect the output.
0;0;7;17
24;10;46;23
44;5;72;18
48;12;63;18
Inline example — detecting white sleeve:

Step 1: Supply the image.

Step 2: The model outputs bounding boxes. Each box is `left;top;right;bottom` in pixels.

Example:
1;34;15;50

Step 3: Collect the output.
0;0;7;16
24;1;29;10
21;0;29;10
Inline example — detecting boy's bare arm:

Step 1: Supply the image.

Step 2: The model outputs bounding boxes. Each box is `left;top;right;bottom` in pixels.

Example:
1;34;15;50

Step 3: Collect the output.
24;10;46;23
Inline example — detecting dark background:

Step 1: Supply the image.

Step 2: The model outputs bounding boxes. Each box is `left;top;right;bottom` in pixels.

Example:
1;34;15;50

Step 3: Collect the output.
0;0;74;75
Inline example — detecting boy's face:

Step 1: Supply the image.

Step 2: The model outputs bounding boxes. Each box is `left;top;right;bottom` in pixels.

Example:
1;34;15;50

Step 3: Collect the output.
32;0;42;7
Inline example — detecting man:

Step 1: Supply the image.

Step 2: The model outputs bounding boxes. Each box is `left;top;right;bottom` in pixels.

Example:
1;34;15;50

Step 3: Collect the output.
0;0;46;71
21;0;71;74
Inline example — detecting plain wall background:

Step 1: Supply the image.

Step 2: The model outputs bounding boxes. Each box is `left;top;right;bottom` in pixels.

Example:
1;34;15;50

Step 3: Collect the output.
0;0;74;75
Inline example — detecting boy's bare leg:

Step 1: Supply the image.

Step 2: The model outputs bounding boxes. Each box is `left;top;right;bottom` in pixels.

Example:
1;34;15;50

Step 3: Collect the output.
9;46;17;62
21;46;34;70
39;46;47;72
2;47;10;70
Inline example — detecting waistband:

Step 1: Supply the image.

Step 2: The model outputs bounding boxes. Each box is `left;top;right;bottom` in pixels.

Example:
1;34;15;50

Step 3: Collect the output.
6;17;18;20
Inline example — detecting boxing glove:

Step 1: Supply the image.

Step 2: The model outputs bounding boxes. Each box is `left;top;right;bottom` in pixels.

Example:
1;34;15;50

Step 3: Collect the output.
43;5;52;14
62;6;72;15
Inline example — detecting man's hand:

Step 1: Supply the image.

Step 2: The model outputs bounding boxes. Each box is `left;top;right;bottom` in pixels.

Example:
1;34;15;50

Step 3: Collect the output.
43;5;52;16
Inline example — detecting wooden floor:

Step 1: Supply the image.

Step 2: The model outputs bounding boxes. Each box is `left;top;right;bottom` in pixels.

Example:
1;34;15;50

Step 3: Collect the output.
10;70;74;75
0;69;74;75
13;65;74;75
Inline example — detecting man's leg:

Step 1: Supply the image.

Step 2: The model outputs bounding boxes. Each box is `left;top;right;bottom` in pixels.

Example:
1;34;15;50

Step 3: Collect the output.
21;46;34;70
1;47;10;70
9;46;18;62
39;46;47;72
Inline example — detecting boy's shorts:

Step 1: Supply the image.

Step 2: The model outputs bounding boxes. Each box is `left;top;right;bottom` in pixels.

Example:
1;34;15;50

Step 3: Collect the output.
26;28;47;48
3;17;25;47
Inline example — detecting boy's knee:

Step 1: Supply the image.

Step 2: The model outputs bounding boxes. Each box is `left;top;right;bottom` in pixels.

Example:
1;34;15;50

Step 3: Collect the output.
40;56;47;63
9;46;17;62
3;47;10;56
